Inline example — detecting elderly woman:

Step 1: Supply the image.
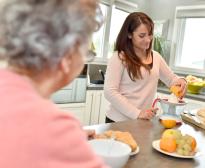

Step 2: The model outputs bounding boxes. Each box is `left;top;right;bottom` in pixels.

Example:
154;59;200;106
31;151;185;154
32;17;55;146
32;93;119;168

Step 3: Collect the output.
0;0;108;167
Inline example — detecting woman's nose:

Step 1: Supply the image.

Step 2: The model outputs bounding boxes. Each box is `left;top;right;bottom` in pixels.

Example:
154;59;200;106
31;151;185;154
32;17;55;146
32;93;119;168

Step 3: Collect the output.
145;36;152;43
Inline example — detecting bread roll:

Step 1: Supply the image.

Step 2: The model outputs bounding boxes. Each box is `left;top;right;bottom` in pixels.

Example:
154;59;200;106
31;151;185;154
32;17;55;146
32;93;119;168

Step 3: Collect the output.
95;130;138;152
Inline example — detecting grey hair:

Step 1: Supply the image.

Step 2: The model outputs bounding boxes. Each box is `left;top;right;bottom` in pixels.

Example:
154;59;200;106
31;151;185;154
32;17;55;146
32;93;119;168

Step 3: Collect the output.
0;0;102;72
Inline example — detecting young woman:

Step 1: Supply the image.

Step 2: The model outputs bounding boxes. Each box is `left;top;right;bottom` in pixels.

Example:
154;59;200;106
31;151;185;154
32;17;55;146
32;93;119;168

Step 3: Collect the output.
104;12;187;122
0;0;108;167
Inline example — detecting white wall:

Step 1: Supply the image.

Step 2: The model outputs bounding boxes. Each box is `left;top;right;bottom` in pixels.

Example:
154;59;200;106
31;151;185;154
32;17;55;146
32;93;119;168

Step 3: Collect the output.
129;0;151;13
144;0;205;40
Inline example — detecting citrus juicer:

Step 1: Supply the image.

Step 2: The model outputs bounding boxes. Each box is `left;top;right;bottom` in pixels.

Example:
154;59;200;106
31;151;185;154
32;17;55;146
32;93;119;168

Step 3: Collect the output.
152;97;187;120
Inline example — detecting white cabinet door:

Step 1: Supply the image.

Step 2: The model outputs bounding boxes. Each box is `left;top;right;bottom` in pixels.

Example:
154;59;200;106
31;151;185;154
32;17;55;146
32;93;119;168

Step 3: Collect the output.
86;90;109;125
99;92;109;124
86;90;101;125
57;103;88;126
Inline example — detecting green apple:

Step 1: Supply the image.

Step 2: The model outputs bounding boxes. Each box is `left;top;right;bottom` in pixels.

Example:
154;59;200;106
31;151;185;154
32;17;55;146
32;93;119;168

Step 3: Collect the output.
162;129;182;140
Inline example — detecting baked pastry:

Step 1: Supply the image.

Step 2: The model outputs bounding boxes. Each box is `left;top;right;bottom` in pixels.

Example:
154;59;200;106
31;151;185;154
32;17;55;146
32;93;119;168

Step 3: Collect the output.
95;130;138;152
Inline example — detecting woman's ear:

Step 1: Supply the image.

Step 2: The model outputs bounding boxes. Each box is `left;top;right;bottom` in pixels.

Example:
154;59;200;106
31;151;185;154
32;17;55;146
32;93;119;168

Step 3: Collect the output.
128;33;132;39
60;55;72;74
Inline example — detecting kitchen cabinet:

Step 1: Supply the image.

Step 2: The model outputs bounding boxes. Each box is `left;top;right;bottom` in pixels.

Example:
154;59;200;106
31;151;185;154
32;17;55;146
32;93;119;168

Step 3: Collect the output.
56;90;110;126
51;77;87;104
56;103;89;126
86;90;110;125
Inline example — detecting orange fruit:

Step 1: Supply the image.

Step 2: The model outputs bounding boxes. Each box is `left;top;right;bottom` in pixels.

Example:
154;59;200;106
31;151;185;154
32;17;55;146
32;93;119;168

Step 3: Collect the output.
161;119;177;129
160;137;177;153
190;136;197;151
170;86;182;98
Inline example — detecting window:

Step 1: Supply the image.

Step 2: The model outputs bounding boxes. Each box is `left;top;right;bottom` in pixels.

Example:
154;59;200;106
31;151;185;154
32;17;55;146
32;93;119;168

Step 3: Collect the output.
171;6;205;75
177;18;205;69
153;20;171;64
92;4;107;59
108;8;129;58
154;22;164;37
91;0;138;62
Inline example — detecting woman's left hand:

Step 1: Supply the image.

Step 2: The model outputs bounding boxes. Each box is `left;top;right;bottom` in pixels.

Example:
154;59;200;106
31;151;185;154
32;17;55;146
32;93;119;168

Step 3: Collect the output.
172;78;187;98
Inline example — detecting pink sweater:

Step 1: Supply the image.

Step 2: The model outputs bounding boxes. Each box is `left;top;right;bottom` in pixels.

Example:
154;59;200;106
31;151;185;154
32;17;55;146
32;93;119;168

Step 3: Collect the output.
0;69;108;168
104;51;178;121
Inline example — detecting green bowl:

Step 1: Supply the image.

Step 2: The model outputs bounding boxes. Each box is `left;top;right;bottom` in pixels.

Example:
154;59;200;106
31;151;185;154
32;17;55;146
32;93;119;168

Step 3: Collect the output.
187;83;204;94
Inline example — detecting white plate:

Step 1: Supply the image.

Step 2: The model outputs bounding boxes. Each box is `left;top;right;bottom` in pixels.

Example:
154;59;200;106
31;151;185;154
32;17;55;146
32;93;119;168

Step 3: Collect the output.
152;140;201;159
130;146;140;156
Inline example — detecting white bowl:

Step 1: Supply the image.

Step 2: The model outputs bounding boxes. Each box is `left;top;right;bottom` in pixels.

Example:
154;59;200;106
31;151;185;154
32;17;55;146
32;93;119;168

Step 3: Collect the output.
89;139;131;168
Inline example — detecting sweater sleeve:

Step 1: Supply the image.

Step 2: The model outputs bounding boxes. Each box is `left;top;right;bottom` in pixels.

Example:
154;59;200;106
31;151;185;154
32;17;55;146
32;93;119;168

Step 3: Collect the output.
36;103;109;168
158;52;179;87
104;53;140;119
31;103;108;168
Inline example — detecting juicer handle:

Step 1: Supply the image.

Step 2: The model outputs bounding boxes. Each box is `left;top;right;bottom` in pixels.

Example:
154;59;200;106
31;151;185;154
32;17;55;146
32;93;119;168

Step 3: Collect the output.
152;98;161;108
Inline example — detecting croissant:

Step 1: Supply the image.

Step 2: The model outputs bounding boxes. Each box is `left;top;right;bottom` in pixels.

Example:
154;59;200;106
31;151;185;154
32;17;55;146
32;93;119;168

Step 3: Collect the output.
95;130;138;152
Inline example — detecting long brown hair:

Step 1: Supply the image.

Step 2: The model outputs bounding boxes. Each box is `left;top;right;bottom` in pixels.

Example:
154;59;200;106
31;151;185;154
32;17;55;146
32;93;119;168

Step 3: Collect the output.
115;12;154;81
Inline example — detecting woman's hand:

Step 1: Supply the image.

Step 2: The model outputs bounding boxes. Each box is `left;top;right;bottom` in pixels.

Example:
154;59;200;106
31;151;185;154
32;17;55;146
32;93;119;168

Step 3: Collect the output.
172;78;187;99
138;108;158;120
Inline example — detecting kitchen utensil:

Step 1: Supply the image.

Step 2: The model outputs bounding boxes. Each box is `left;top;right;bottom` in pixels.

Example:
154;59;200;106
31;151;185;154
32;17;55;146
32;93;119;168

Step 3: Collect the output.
181;112;205;130
183;110;201;124
152;97;187;119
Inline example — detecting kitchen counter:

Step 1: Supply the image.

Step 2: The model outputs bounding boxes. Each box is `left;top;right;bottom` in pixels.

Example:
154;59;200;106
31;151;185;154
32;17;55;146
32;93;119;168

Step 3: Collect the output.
87;84;104;90
86;118;205;168
158;86;205;102
87;84;205;102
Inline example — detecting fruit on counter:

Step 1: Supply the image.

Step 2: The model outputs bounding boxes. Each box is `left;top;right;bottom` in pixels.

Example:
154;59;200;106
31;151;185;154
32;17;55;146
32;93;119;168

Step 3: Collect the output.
176;134;196;155
161;119;177;129
162;129;182;140
170;85;183;98
160;137;177;153
186;135;196;151
160;129;197;156
185;75;205;94
186;75;205;86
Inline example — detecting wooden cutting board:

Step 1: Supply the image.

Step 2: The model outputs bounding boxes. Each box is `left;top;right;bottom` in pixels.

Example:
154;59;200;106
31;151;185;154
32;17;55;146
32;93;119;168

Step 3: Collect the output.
181;112;205;130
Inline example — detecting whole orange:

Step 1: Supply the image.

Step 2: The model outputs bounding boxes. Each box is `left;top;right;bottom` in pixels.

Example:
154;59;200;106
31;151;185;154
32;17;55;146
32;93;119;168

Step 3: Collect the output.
170;85;182;98
160;137;177;153
161;119;177;129
190;136;197;151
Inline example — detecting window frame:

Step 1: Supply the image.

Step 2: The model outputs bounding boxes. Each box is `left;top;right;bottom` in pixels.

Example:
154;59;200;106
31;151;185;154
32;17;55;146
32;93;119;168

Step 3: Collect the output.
90;0;138;64
170;5;205;76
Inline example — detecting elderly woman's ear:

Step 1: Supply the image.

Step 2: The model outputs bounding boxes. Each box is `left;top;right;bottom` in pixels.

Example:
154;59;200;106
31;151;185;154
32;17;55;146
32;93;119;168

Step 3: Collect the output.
60;55;72;75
